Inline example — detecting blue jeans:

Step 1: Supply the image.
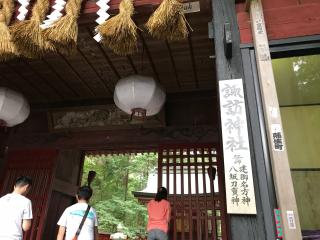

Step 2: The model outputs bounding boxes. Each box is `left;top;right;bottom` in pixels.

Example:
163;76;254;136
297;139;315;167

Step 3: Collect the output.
147;229;168;240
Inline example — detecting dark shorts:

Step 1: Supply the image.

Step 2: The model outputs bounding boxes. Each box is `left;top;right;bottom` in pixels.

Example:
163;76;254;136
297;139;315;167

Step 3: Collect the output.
147;229;168;240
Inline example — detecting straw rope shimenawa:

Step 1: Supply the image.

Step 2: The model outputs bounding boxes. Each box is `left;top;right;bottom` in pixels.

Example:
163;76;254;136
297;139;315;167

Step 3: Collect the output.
0;0;18;61
145;0;189;41
42;0;83;55
10;0;54;58
96;0;138;56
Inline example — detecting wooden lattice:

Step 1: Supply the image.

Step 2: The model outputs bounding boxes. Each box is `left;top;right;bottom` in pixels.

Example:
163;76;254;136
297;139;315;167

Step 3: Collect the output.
158;144;228;240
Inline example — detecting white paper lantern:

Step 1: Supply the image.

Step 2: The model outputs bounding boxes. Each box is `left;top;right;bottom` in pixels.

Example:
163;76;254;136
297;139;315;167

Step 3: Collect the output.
114;75;166;118
0;88;30;127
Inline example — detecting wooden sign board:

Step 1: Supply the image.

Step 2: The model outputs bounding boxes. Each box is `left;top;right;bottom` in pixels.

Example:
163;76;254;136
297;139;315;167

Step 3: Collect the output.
219;78;257;214
48;105;165;132
183;1;200;14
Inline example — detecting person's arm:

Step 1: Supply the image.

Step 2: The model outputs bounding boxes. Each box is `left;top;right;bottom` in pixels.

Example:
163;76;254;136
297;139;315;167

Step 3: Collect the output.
166;202;171;223
94;226;99;240
22;219;32;232
56;209;68;240
22;200;33;232
56;226;66;240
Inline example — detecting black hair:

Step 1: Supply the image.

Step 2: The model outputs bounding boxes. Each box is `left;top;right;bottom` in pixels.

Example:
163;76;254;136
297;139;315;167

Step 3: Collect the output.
155;187;168;202
15;176;32;187
77;186;93;201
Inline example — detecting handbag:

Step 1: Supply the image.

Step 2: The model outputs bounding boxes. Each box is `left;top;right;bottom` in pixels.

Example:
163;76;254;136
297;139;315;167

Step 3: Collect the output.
71;205;91;240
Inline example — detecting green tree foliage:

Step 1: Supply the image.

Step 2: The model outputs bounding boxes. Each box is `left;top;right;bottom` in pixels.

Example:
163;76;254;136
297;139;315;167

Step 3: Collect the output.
95;197;148;239
273;54;320;106
81;153;158;238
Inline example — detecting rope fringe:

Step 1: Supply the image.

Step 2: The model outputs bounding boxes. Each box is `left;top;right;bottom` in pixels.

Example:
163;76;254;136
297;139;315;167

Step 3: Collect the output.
145;0;190;41
0;0;18;61
97;0;138;56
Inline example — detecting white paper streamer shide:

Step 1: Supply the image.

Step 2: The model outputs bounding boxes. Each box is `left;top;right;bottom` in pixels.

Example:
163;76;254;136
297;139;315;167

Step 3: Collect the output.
40;0;66;29
93;0;110;42
17;0;30;21
219;78;257;214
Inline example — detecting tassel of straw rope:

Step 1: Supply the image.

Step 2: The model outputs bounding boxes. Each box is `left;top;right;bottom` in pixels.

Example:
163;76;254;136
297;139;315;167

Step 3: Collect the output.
10;0;53;58
42;0;83;55
0;0;17;61
145;0;189;41
96;0;137;56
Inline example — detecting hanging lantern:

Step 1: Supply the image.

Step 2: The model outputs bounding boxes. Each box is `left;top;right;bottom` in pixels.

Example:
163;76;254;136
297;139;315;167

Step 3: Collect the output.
114;75;166;119
0;88;30;127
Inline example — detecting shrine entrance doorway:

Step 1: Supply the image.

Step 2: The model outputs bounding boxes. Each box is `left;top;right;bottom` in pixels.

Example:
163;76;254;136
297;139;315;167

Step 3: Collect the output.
158;144;228;240
83;143;229;240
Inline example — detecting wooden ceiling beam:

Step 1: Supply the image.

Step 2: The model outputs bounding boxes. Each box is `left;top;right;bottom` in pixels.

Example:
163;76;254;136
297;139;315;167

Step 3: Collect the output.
5;62;49;101
0;74;34;100
32;90;216;109
165;41;181;88
58;53;96;96
41;58;81;98
188;34;199;88
139;33;160;82
86;27;121;81
1;3;214;105
0;75;17;89
23;60;65;100
127;56;138;74
76;47;113;95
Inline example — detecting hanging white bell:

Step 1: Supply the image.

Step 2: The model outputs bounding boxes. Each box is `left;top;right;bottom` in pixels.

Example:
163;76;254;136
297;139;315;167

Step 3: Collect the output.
113;75;166;118
0;88;30;127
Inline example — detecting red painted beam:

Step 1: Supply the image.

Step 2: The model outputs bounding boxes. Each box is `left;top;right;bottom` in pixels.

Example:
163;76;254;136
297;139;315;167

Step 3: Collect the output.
81;0;161;15
12;0;211;26
237;2;320;43
11;0;162;25
78;0;211;24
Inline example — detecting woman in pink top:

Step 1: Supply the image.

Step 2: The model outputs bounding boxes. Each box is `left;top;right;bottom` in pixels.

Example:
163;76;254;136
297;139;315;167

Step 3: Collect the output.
147;187;171;240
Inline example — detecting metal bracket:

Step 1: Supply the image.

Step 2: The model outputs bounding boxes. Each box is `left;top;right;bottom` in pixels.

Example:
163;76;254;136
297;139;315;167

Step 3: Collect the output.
224;22;232;59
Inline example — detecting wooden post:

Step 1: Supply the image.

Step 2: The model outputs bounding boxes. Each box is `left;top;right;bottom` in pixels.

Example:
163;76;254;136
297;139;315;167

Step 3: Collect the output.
212;0;277;239
249;0;302;239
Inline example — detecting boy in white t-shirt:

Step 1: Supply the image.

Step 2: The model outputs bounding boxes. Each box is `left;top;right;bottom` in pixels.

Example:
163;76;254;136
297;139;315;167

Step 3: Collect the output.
0;176;33;240
57;186;99;240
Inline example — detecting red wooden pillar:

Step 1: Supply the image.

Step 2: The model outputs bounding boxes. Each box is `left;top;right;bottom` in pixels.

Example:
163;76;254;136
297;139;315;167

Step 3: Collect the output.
0;149;58;240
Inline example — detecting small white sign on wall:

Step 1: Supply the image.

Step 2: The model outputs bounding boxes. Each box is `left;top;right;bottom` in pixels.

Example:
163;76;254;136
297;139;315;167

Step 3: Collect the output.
219;78;257;214
183;1;200;14
271;124;285;152
287;211;297;229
